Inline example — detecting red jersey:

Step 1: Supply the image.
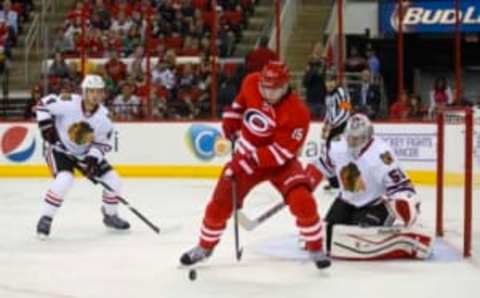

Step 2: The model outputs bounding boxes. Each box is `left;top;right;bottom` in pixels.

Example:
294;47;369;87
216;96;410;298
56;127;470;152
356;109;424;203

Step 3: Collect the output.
224;72;310;169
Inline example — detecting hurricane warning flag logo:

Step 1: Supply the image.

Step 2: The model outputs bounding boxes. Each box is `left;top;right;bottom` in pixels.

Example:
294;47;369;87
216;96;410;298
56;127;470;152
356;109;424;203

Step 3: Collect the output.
186;124;230;161
1;126;36;162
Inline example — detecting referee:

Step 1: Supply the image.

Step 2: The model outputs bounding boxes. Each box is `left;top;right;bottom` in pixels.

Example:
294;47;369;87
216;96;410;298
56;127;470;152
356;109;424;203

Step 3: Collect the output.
322;72;352;189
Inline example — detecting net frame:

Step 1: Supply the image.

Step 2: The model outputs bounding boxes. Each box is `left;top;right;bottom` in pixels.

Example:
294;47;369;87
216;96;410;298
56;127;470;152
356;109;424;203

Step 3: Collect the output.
436;107;475;257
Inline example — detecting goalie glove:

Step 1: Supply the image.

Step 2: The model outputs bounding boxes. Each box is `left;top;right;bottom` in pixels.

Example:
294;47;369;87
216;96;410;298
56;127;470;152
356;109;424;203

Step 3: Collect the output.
389;192;420;227
38;119;59;145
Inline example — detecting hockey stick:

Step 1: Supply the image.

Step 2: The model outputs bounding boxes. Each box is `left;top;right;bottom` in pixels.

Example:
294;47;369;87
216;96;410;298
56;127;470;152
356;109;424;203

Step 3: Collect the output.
238;201;286;231
51;144;160;234
230;140;243;261
81;172;160;234
232;175;243;261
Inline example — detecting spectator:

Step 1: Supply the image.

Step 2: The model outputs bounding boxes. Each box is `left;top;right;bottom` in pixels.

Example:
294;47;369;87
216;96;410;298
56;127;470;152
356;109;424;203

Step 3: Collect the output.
112;82;142;120
48;52;71;79
150;86;170;119
24;84;43;120
53;26;75;54
428;76;453;119
0;45;7;75
389;92;410;120
345;47;367;73
366;48;380;77
351;69;381;119
408;94;426;120
245;35;277;73
152;58;176;97
111;10;133;34
303;42;327;118
129;46;144;81
105;50;127;84
0;0;18;36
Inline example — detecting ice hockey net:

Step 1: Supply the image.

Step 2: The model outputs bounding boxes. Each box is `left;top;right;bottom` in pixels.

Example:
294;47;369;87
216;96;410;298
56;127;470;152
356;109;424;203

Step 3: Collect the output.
436;107;479;257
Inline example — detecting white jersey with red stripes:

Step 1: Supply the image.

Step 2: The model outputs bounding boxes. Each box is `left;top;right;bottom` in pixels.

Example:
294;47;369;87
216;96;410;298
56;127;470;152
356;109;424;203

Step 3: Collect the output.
36;93;114;160
314;137;415;207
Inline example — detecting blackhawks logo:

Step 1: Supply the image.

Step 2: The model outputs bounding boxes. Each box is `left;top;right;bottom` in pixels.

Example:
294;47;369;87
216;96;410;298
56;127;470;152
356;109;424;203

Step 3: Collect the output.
68;121;94;145
340;162;366;192
380;151;394;165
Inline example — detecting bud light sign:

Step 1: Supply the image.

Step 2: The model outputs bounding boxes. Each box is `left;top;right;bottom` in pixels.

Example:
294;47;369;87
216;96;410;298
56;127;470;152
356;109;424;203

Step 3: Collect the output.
379;0;480;33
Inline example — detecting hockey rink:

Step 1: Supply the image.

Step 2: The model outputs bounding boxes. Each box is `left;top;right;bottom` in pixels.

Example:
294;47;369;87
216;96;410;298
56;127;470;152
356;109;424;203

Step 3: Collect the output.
0;178;479;298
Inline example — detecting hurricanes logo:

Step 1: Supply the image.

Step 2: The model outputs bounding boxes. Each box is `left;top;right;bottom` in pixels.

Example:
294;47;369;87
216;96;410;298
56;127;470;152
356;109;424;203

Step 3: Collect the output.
186;124;230;161
243;108;275;138
68;122;94;145
1;126;36;162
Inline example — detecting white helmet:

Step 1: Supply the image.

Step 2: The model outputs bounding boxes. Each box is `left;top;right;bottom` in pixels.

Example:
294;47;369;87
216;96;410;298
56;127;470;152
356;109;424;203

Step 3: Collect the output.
344;113;374;157
81;74;105;90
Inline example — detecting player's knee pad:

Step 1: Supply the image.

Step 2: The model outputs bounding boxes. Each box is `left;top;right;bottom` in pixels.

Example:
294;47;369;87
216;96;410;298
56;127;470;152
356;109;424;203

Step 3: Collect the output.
49;171;74;197
286;186;319;223
100;170;122;195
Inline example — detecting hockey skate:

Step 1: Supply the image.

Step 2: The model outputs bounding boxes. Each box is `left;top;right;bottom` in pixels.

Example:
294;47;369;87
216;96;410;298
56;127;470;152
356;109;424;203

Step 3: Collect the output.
36;216;53;238
309;250;331;269
180;246;212;266
101;207;130;230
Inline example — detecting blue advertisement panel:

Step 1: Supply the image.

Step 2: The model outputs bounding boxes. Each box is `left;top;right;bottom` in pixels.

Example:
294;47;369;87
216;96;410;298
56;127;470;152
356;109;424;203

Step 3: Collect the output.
379;0;480;33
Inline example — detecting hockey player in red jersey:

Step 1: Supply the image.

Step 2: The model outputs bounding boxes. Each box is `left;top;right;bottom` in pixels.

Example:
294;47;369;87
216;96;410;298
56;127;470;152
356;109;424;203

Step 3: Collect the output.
180;61;331;269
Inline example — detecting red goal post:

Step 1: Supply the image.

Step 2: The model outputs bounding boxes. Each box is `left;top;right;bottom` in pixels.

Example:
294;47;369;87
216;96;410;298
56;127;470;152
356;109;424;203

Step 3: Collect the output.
436;107;478;257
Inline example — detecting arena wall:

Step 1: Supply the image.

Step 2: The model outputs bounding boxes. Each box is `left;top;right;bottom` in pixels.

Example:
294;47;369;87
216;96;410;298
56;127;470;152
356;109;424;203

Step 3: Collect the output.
0;122;476;186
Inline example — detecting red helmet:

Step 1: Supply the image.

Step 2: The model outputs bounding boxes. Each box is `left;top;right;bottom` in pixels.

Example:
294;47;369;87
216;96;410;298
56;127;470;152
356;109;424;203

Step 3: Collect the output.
259;61;289;104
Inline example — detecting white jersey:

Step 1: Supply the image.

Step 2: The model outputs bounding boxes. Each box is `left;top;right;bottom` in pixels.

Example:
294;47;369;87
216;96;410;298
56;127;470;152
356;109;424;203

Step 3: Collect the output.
314;137;415;207
36;93;113;160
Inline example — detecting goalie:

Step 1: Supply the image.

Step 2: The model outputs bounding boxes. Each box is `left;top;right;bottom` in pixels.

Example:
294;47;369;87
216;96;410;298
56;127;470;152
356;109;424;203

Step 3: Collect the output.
307;113;433;260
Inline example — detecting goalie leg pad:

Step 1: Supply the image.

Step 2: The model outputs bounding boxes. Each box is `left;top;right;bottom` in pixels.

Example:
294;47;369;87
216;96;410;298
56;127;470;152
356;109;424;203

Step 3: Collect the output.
330;225;434;260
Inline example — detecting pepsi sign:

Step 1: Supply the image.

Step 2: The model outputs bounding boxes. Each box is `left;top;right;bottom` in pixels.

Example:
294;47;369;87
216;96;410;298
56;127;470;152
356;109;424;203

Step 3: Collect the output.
1;126;36;163
379;0;480;33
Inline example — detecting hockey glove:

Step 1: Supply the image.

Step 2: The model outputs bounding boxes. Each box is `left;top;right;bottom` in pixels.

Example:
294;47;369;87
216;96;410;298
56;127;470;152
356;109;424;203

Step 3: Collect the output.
84;156;99;177
222;107;242;141
389;192;420;227
39;119;59;145
227;153;258;177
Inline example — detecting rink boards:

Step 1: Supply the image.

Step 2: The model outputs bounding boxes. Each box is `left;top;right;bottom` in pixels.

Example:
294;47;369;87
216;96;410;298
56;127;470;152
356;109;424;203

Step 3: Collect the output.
0;122;478;186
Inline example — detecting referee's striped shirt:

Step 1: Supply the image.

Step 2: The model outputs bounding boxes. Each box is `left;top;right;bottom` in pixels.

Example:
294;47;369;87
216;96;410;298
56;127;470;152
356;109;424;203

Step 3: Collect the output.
324;86;351;128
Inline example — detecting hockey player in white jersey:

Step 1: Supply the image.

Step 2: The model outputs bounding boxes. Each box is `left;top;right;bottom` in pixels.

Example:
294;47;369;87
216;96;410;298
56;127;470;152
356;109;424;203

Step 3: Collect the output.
35;74;130;237
307;114;433;259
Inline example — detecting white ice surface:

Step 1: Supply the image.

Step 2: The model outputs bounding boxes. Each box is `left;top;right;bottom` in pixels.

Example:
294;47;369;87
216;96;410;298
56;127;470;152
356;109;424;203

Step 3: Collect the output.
0;178;479;298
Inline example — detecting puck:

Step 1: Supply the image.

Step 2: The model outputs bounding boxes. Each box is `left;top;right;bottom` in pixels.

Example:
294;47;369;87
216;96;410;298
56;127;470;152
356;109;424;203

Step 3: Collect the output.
188;269;197;281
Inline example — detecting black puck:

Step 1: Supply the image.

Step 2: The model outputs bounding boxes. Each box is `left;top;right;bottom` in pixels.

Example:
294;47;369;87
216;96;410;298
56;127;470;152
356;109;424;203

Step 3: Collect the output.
188;269;197;281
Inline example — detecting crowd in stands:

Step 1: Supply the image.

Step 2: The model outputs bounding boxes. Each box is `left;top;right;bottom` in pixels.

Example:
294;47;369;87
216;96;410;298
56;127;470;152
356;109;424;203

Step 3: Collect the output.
301;42;470;121
35;0;257;121
23;0;472;122
0;0;34;72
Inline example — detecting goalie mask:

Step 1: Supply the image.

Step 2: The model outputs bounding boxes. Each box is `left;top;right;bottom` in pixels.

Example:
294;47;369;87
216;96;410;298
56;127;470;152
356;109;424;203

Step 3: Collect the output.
258;61;289;105
345;114;373;157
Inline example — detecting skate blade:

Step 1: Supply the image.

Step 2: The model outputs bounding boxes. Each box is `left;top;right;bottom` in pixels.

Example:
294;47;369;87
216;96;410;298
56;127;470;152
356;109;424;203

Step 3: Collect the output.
37;233;49;241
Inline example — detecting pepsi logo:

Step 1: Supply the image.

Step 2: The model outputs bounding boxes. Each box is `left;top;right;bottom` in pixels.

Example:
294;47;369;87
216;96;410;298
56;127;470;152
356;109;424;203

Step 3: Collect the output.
1;126;36;162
